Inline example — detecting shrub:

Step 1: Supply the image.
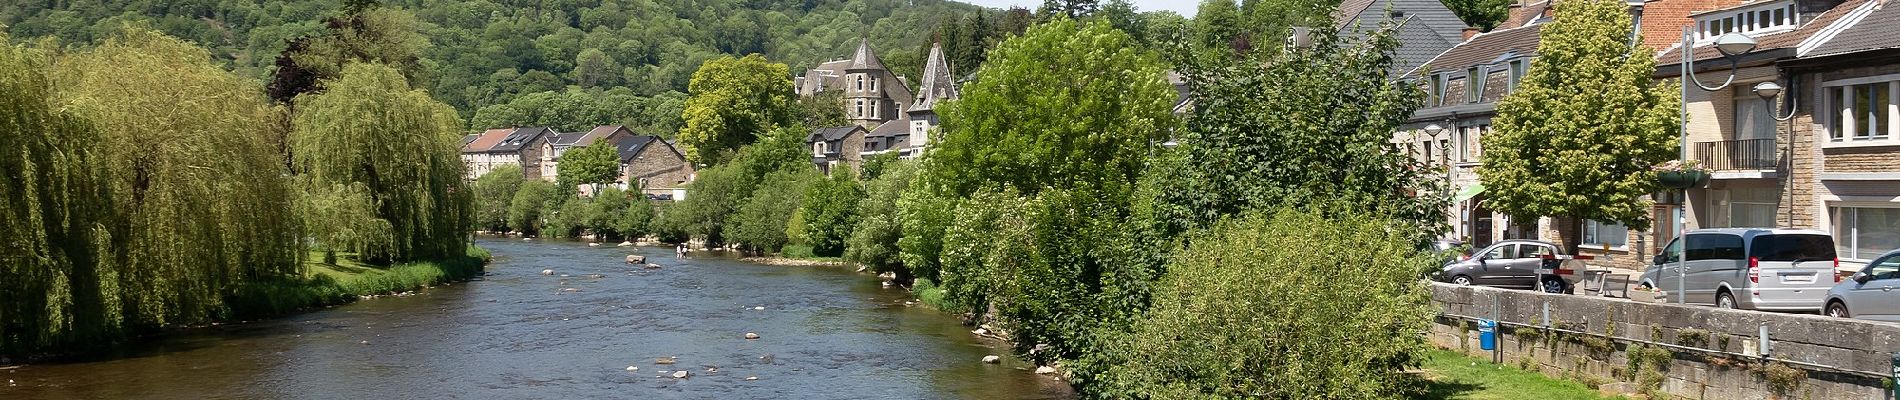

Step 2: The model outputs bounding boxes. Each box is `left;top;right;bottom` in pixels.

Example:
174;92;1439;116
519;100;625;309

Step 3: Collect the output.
1087;209;1433;398
799;170;863;257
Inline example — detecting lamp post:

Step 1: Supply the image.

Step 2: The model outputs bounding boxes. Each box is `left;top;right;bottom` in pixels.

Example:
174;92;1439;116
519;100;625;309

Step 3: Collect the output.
1424;122;1458;238
1754;79;1799;231
1675;29;1758;304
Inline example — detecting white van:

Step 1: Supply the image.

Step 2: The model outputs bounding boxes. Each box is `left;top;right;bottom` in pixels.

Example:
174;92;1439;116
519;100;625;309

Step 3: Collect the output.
1638;228;1838;311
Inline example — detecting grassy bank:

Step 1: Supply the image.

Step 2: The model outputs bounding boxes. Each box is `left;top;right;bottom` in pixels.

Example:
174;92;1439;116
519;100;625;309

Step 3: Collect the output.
226;245;491;318
1414;349;1626;399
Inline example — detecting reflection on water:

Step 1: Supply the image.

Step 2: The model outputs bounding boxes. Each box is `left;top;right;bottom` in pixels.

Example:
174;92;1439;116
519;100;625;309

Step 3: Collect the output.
0;238;1073;400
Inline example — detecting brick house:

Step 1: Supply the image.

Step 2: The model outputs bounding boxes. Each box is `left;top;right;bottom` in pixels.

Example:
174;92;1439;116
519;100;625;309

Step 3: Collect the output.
1654;0;1885;269
1788;0;1900;264
615;135;693;200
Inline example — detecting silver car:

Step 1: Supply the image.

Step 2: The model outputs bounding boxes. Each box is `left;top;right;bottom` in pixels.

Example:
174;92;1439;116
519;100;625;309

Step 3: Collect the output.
1639;228;1838;311
1438;240;1586;293
1823;249;1900;320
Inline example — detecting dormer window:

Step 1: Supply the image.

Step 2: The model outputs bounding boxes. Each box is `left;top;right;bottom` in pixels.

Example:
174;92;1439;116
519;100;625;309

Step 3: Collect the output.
1694;1;1796;42
1466;67;1482;104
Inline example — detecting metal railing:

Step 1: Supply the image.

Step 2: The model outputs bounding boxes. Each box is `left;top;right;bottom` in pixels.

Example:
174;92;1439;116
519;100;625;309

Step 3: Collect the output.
1694;138;1778;171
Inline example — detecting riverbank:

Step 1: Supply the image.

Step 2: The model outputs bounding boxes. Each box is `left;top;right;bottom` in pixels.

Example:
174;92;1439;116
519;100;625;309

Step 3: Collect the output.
226;245;491;319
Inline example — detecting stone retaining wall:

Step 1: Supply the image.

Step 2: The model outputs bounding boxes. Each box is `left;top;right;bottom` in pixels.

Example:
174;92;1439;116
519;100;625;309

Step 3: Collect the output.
1429;282;1897;399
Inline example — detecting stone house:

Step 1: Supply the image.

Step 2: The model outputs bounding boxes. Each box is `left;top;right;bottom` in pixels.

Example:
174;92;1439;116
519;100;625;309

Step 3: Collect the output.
1333;0;1471;75
799;39;959;173
1654;0;1888;269
461;127;515;180
1396;2;1554;256
616;135;693;200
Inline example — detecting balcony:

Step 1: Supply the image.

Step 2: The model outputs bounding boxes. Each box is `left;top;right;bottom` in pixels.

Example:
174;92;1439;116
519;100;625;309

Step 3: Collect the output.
1694;138;1781;178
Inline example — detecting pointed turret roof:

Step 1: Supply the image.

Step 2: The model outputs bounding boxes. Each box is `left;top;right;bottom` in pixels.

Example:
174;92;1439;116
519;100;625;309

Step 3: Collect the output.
909;42;958;113
846;38;887;71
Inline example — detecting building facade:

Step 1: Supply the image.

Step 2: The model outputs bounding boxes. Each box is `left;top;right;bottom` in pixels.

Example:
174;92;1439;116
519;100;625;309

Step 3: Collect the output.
800;39;959;173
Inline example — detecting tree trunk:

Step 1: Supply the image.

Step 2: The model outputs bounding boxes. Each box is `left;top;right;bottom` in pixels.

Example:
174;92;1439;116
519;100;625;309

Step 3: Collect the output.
1560;215;1584;256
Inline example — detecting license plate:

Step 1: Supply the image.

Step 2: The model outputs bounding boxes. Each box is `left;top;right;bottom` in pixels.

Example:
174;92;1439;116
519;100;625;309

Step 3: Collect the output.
1780;273;1815;284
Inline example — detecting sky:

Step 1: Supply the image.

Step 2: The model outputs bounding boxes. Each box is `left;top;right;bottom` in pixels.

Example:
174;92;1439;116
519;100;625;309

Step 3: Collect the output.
956;0;1200;18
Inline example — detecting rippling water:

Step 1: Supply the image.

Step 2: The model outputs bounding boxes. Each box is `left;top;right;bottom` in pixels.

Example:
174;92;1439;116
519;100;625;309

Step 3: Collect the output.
0;238;1073;399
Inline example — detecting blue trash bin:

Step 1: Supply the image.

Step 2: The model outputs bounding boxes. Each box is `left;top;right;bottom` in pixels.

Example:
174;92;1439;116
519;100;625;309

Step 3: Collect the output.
1478;319;1497;351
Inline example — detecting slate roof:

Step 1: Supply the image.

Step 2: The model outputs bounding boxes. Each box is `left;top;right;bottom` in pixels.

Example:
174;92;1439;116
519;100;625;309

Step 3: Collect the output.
1657;0;1867;68
1407;23;1544;78
800;59;852;94
462;134;481;146
910;42;958;113
1335;0;1472;76
808;126;866;143
462;128;514;153
561;125;628;148
866;118;909;138
614;135;658;162
488;127;552;153
847;38;887;71
1801;0;1899;58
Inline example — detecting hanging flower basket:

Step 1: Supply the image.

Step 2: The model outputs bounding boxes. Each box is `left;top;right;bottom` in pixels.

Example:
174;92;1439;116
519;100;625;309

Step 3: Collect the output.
1653;160;1710;189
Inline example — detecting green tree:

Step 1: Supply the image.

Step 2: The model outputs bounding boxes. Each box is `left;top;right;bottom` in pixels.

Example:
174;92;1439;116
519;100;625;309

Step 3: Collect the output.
558;142;623;188
1481;0;1679;253
56;28;303;329
676;54;795;166
1445;0;1514;30
618;195;656;241
291;62;473;263
799;171;863;257
571;48;622;88
846;160;919;280
510;179;556;236
294;179;392;265
473;165;526;232
922;18;1174;198
269;5;430;104
727;169;819;254
1091;209;1432;398
0;35;119;354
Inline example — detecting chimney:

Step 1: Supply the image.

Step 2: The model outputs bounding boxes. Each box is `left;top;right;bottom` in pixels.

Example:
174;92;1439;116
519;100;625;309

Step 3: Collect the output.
1463;26;1482;40
1504;1;1527;28
1542;2;1556;20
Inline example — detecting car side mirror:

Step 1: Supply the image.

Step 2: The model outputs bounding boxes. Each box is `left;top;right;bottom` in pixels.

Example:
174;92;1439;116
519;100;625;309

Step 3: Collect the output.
1652;254;1665;266
1854;272;1873;284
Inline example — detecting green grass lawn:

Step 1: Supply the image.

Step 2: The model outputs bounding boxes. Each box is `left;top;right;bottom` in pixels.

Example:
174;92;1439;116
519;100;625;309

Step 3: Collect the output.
1413;349;1628;400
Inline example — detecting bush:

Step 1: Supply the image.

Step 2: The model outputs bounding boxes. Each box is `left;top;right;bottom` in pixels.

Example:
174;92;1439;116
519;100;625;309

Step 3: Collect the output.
799;170;863;257
727;169;818;254
1085;209;1433;398
845;160;917;278
897;188;955;283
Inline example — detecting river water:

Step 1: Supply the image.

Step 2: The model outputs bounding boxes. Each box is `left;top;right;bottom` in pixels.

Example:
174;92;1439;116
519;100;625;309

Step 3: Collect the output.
0;238;1072;399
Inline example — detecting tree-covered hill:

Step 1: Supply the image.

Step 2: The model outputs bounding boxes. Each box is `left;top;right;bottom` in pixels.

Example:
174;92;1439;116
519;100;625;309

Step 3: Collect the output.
1;0;992;128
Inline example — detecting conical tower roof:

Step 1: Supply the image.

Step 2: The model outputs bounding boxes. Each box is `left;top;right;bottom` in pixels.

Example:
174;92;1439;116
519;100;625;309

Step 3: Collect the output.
909;41;957;112
846;38;887;71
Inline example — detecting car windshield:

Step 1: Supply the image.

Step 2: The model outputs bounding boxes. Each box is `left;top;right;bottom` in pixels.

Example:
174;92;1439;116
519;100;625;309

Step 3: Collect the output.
1749;234;1836;262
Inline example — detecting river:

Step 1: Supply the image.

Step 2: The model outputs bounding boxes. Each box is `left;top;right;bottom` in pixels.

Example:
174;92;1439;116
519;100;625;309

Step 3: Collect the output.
0;238;1073;399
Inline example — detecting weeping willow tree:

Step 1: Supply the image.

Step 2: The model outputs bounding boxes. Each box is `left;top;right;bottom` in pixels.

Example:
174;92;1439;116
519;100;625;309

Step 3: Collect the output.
291;62;473;264
53;28;302;330
0;34;121;354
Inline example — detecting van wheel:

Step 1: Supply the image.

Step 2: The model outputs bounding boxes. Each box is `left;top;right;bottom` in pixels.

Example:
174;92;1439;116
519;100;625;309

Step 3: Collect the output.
1827;301;1850;318
1540;277;1568;294
1452;275;1472;286
1716;291;1737;309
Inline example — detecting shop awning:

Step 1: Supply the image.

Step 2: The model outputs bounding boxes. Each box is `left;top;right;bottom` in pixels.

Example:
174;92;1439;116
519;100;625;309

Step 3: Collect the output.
1452;183;1485;203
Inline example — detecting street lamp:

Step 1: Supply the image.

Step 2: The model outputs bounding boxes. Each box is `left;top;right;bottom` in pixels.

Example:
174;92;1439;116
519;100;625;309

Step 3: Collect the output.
1673;29;1758;304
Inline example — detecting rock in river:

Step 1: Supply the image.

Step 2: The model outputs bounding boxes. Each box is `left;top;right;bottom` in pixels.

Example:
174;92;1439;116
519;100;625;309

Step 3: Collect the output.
655;357;677;364
981;355;1000;364
672;371;689;379
625;366;639;371
1035;366;1057;375
540;269;553;275
744;332;760;340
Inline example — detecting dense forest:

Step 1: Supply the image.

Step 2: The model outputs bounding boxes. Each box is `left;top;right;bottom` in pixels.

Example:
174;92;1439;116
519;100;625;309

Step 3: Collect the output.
0;0;1014;133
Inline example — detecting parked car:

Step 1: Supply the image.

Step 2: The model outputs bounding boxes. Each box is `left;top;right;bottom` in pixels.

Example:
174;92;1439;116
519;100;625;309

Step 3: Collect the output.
1437;240;1587;293
1423;239;1469;266
1638;228;1837;311
1822;249;1900;320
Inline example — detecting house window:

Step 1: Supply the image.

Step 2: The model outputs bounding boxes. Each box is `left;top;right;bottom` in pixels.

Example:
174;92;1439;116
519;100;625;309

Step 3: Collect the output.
871;100;879;119
856;74;864;91
1466;67;1482;104
870;76;879;93
1831;206;1900;260
1733;86;1776;140
1508;60;1525;91
1430;74;1445;106
1830;81;1897;142
1583;220;1628;248
855;99;865;118
1711;187;1778;228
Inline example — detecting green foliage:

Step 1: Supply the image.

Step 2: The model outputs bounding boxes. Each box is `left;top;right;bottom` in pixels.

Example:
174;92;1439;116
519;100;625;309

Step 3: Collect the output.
1160;23;1446;242
467;88;685;134
1444;0;1515;31
897;185;956;284
269;5;430;104
728;169;819;254
294;178;393;261
793;89;848;129
669;125;815;245
1482;0;1679;252
472;165;525;232
800;171;865;257
558;142;623;187
936;191;1025;316
1088;209;1433;398
923;18;1174;199
291;62;473;263
509;179;555;236
649;202;692;244
56;28;304;330
618;194;656;241
676;54;796;166
846;160;919;277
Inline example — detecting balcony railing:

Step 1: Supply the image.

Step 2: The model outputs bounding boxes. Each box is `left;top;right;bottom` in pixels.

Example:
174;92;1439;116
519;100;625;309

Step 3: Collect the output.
1694;138;1778;171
